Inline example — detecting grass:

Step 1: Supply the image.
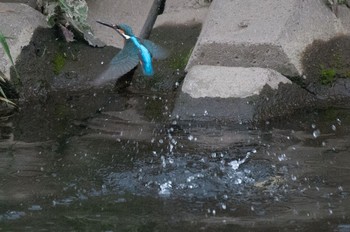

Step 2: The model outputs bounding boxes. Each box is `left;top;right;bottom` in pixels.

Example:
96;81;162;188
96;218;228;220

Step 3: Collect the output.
0;30;18;106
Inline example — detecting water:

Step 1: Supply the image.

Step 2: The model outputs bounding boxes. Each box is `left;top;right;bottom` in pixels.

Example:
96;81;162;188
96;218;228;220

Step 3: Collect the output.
1;92;350;231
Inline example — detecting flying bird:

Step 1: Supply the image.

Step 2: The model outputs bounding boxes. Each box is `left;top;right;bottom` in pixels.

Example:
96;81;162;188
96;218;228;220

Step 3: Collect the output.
94;21;168;85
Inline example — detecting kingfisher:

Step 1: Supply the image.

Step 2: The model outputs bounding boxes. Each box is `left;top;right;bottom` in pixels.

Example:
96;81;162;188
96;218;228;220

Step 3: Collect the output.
94;21;168;85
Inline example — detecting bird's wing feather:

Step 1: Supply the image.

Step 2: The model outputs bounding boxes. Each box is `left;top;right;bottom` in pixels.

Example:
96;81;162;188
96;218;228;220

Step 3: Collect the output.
141;39;169;60
93;40;139;86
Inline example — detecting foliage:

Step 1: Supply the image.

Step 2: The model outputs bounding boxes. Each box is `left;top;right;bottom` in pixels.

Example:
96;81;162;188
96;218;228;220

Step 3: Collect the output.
0;31;17;106
0;31;20;82
40;0;104;47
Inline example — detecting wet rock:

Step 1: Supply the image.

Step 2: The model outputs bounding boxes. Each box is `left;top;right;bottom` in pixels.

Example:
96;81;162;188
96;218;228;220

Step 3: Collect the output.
0;3;47;78
186;0;348;77
14;27;118;100
172;65;315;122
87;0;161;48
302;35;350;101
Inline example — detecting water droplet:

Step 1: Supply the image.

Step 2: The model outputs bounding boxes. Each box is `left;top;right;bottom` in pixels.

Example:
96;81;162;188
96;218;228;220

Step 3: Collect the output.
159;139;164;144
229;160;239;170
312;129;320;138
203;110;208;116
171;138;177;145
337;118;342;125
311;123;316;129
188;135;194;141
278;154;287;161
159;181;172;196
161;156;166;168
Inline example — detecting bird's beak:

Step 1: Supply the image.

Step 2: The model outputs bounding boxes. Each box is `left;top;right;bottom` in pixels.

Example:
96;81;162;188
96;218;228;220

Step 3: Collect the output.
96;20;115;29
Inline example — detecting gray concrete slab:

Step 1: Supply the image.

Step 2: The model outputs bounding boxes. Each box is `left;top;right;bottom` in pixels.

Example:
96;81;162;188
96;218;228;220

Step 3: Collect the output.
181;65;291;99
0;3;47;78
154;0;211;27
87;0;159;48
154;8;208;27
172;65;315;122
186;0;347;77
163;0;211;13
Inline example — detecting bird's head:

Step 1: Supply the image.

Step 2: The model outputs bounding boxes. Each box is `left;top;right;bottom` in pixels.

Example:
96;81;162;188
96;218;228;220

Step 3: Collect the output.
96;21;134;39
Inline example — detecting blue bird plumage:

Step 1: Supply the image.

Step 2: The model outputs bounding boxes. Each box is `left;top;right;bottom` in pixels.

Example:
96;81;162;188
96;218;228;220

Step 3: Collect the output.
94;21;169;85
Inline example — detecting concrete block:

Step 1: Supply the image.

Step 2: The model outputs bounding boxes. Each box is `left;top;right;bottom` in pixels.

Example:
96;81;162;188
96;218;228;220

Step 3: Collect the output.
163;0;211;13
87;0;160;48
154;8;208;27
154;0;211;27
172;65;315;122
338;5;350;32
186;0;347;77
0;3;47;78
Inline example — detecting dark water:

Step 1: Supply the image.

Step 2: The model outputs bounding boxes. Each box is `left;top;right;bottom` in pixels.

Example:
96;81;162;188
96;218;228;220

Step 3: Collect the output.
1;90;350;231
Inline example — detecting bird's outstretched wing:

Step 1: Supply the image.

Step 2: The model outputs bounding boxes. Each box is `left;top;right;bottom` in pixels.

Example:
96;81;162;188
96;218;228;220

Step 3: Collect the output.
141;39;169;60
93;40;139;86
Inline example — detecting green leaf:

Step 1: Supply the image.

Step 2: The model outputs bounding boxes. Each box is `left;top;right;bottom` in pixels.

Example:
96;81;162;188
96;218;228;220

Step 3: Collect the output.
0;31;15;66
0;30;20;83
58;0;105;47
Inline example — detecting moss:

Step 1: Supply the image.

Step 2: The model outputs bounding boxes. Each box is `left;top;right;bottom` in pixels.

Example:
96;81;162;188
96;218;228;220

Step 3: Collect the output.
169;48;192;70
53;52;66;74
320;68;336;85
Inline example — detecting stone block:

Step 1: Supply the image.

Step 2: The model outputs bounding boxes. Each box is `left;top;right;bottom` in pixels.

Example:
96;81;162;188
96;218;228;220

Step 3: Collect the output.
172;65;315;122
154;0;211;28
0;3;47;78
186;0;347;77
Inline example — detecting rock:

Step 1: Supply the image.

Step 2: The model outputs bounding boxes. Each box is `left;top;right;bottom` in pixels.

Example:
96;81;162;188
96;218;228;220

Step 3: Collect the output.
172;65;315;122
301;35;350;100
163;0;211;13
337;5;350;32
186;0;347;77
87;0;161;48
0;3;47;79
0;0;37;9
154;0;211;27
